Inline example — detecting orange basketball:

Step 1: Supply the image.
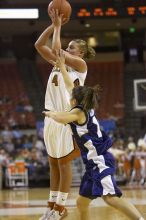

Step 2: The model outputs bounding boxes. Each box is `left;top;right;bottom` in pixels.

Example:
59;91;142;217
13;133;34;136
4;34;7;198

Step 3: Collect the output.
48;0;72;23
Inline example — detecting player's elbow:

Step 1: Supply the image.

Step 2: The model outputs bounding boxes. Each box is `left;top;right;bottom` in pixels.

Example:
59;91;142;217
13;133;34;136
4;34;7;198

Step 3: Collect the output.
34;41;40;50
51;49;57;55
34;42;46;57
34;40;45;51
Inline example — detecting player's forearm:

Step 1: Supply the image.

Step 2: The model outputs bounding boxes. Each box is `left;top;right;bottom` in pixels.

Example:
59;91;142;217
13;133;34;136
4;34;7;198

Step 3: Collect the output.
52;26;61;51
43;111;77;124
60;65;74;93
35;24;54;48
44;111;69;124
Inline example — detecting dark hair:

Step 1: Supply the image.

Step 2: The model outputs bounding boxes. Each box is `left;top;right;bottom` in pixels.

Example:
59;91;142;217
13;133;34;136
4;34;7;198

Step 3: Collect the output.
73;39;96;59
72;84;101;112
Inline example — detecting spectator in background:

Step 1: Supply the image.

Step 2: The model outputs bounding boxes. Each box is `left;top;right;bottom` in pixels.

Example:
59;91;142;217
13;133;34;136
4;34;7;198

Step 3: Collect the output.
137;138;146;150
12;127;23;139
24;103;34;112
8;114;18;129
15;148;31;163
143;133;146;145
136;139;146;185
19;113;27;128
22;135;33;150
0;148;11;188
1;125;13;142
3;138;15;156
37;127;44;139
0;136;3;148
32;135;45;152
0;149;9;167
13;138;23;152
109;139;125;178
15;102;25;112
0;95;12;105
27;148;47;180
0;112;8;129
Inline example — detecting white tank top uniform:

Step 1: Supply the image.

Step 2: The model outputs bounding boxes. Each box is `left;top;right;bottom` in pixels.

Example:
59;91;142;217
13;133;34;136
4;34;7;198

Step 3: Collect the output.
44;66;87;159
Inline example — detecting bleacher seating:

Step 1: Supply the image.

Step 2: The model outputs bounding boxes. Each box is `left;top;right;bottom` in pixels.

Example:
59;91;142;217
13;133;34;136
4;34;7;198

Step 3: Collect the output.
87;60;124;119
0;58;36;128
37;61;52;87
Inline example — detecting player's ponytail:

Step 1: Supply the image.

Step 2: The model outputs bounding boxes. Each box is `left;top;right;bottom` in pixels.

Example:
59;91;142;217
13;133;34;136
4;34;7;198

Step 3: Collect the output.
72;84;101;112
86;45;96;59
81;85;101;111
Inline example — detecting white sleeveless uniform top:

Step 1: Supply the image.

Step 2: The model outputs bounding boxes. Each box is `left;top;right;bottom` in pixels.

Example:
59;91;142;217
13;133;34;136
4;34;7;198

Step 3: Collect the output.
45;66;87;111
44;65;87;158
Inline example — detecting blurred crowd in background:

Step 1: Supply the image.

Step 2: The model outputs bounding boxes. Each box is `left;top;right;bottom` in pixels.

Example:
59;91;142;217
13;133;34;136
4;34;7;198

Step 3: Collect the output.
0;120;146;189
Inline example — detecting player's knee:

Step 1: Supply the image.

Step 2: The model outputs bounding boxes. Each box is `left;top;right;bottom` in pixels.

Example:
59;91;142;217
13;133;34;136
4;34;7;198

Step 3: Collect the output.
102;196;115;206
76;198;88;211
59;161;71;171
76;199;84;210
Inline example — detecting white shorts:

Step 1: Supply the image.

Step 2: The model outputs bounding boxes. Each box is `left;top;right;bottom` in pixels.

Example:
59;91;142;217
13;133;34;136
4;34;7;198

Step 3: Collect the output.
44;117;75;158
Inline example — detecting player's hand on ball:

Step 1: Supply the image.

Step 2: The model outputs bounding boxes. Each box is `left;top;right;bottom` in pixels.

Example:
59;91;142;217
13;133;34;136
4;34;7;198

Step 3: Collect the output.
49;9;62;27
48;0;71;25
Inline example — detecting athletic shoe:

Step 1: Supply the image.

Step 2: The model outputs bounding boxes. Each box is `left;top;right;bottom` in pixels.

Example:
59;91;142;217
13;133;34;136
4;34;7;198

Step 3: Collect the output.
39;208;54;220
49;208;68;220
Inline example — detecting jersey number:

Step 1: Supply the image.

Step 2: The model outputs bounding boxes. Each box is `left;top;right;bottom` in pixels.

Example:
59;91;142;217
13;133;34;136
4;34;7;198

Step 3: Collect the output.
52;74;58;86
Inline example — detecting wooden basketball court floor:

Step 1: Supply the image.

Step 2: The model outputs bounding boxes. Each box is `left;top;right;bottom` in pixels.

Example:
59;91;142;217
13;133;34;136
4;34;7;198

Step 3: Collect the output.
0;186;146;220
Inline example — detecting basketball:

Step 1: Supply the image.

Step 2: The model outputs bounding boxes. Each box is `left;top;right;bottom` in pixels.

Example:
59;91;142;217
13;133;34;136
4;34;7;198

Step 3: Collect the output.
48;0;72;23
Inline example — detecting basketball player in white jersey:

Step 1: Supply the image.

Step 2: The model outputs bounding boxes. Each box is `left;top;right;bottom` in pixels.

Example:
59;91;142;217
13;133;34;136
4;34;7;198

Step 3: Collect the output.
35;9;95;220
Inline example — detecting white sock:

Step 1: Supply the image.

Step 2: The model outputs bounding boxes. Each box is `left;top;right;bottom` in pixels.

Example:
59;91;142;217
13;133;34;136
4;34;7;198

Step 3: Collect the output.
48;191;58;203
56;192;68;206
139;218;144;220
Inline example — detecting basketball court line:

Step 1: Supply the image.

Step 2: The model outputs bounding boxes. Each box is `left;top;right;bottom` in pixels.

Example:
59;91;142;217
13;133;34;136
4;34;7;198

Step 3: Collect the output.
0;197;146;216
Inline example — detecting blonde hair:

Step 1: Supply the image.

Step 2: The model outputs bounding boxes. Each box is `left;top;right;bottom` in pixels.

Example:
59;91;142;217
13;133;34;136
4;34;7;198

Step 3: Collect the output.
73;39;96;59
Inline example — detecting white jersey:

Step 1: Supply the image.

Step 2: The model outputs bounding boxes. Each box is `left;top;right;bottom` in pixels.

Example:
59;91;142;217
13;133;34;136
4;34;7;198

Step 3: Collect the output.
44;65;87;159
45;66;87;111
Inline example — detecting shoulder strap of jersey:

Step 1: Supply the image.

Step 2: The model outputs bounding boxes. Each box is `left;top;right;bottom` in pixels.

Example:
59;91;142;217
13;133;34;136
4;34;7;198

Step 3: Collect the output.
70;105;88;126
70;105;83;111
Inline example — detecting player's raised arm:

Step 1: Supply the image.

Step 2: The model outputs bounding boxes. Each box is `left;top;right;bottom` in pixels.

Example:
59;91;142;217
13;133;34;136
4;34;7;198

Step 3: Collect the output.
50;9;62;53
56;50;74;93
34;9;63;65
34;24;56;64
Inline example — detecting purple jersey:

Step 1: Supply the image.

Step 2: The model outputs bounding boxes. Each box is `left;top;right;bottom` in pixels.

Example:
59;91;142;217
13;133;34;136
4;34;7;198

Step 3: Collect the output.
69;106;122;198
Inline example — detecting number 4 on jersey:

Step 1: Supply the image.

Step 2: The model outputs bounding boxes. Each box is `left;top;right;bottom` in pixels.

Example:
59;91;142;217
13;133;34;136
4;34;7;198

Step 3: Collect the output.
52;74;58;86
